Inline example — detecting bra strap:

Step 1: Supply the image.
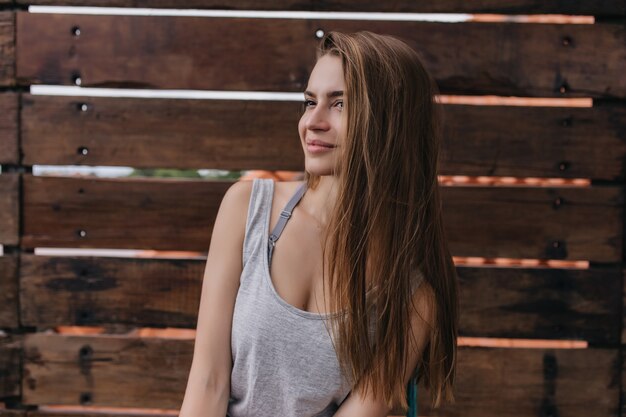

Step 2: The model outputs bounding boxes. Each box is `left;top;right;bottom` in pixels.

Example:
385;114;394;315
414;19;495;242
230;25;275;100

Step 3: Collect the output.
268;181;307;262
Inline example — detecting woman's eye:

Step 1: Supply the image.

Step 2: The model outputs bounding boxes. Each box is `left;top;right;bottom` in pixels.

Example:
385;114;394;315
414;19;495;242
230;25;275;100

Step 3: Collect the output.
335;101;344;109
303;100;315;108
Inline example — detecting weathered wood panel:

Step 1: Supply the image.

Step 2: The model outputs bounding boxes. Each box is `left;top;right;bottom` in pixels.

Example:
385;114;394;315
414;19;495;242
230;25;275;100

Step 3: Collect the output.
0;255;18;329
0;92;18;165
0;12;14;87
21;95;305;172
15;0;626;16
0;173;19;246
20;254;205;329
21;175;230;251
417;346;619;417
19;255;621;345
458;265;621;345
22;333;618;416
0;335;21;399
0;411;25;417
20;94;626;181
21;175;622;261
16;13;626;98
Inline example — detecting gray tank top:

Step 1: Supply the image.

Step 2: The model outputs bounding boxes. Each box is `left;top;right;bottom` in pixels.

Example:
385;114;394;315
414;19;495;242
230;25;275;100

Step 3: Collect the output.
228;178;352;417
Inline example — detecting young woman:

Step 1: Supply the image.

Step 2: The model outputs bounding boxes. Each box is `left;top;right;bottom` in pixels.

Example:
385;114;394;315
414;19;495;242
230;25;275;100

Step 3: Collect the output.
179;31;458;417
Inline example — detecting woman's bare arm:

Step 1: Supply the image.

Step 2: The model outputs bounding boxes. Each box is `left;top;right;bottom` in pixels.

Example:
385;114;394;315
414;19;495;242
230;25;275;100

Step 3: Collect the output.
179;180;253;417
333;281;435;417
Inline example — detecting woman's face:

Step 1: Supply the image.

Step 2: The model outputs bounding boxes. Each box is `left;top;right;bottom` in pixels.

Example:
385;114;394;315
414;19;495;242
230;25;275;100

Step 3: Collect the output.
298;54;346;176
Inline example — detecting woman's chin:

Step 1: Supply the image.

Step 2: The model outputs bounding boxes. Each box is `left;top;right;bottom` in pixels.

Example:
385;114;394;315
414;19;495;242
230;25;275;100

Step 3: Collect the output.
304;166;336;177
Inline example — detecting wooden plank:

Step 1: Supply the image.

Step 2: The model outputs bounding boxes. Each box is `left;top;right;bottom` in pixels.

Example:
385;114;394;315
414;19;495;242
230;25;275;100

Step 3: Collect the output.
0;92;19;165
417;346;619;417
21;175;623;262
20;254;204;329
0;335;21;399
15;13;626;98
21;95;305;172
19;256;621;345
0;411;25;417
0;12;14;87
22;333;619;416
0;255;18;329
458;265;621;345
21;174;230;251
15;0;626;16
0;174;19;246
21;95;626;181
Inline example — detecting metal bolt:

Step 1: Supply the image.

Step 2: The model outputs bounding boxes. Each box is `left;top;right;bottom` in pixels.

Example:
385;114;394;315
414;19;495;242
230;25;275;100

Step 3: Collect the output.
77;229;87;238
561;116;572;127
561;36;572;46
79;345;93;359
77;146;88;156
315;29;324;39
79;392;92;405
558;161;570;171
72;26;81;37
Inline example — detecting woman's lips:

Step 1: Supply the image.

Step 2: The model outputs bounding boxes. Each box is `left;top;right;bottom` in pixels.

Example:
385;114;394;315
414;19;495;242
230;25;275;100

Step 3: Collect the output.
306;140;335;153
307;139;336;147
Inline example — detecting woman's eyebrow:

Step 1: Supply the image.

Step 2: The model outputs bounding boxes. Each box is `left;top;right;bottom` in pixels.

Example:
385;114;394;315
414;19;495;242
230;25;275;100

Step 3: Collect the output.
304;90;344;98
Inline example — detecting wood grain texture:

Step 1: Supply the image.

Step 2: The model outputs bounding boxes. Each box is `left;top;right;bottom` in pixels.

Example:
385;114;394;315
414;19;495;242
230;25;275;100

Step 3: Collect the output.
417;346;619;417
19;255;622;345
15;0;626;15
0;335;21;399
15;13;626;98
0;173;19;246
21;333;619;416
21;175;623;261
0;92;18;165
0;12;14;87
20;94;626;181
21;94;306;172
0;254;18;329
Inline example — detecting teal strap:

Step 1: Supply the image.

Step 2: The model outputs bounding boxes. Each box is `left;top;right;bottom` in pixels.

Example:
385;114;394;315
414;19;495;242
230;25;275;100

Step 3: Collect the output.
406;375;418;417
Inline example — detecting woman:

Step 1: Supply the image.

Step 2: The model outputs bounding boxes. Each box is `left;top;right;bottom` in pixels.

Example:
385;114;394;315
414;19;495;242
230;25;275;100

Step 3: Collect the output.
179;31;458;417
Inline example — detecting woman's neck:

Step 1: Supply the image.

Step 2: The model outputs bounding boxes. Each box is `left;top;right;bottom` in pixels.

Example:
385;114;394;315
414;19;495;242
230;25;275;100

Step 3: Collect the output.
302;175;339;227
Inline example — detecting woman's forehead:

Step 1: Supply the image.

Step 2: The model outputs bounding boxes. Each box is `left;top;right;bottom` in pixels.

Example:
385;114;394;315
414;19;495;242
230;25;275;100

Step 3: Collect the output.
306;55;345;93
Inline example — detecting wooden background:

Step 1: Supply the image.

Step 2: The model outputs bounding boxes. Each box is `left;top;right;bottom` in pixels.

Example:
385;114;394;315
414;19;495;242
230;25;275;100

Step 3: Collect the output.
1;1;625;416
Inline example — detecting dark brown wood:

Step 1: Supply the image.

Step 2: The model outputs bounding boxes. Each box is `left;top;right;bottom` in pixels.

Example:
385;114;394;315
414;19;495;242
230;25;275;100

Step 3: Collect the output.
0;173;19;246
19;255;621;345
21;174;231;251
440;184;622;263
458;265;621;345
22;333;619;415
21;174;622;261
16;13;626;98
23;333;192;408
21;94;306;172
20;94;626;181
0;412;25;417
0;335;21;399
0;255;18;329
19;254;205;329
417;346;619;417
0;12;14;87
0;92;18;165
15;0;626;16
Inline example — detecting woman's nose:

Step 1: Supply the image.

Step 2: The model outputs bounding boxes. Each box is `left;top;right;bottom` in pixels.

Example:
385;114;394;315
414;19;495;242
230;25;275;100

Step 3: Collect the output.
305;106;330;131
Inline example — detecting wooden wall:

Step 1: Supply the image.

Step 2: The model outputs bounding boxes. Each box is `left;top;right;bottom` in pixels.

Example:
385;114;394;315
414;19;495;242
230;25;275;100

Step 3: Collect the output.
1;1;625;416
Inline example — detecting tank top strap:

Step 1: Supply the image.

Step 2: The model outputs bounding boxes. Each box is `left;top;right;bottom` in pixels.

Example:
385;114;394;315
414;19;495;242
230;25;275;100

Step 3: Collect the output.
242;178;275;268
268;181;307;263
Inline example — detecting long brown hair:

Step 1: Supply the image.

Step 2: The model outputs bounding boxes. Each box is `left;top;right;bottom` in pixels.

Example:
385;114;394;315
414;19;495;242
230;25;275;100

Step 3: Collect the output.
303;31;458;410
